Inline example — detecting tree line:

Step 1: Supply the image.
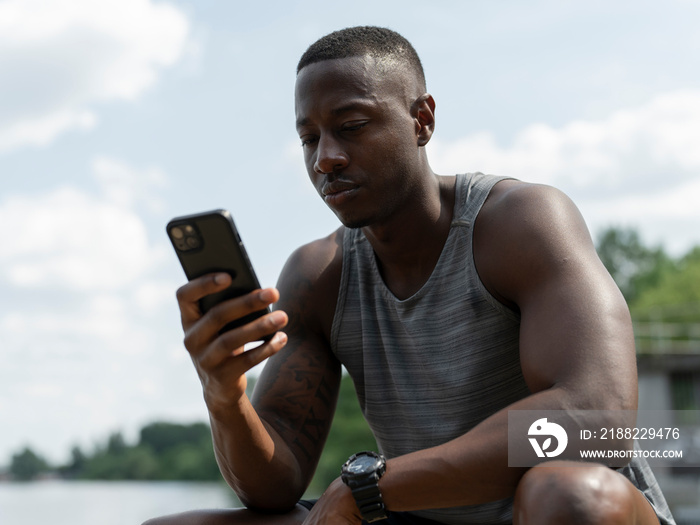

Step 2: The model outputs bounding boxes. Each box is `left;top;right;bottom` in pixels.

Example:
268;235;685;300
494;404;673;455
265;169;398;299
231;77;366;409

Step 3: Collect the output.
3;374;377;496
4;227;699;491
597;228;700;352
6;421;221;482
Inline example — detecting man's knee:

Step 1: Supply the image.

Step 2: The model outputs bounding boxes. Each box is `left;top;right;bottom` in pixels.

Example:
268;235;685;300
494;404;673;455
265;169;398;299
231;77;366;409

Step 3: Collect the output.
513;461;637;525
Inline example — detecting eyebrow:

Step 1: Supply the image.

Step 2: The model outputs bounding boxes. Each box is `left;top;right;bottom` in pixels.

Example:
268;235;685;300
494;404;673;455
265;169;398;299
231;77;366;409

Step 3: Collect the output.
296;101;375;130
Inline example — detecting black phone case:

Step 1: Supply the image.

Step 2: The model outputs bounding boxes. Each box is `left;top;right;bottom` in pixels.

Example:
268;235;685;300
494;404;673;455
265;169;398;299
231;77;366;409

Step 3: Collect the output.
166;209;271;338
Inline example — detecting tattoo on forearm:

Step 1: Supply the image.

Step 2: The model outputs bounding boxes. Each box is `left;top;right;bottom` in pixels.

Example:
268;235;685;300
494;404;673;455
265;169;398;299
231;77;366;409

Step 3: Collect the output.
262;354;338;464
257;278;340;468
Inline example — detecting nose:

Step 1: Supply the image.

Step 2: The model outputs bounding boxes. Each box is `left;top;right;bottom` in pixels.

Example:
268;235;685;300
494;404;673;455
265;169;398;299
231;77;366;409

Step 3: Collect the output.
313;134;349;175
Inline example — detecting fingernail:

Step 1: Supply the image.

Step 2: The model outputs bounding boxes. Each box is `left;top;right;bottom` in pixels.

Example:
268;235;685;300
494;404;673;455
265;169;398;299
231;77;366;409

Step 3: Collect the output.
272;332;288;345
214;273;230;285
269;311;286;327
259;289;275;302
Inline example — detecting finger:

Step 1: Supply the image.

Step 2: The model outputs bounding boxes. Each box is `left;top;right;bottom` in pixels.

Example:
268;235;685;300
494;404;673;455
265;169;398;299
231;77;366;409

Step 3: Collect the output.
183;288;283;363
225;331;289;375
228;310;289;356
176;273;232;327
202;288;281;335
200;310;288;369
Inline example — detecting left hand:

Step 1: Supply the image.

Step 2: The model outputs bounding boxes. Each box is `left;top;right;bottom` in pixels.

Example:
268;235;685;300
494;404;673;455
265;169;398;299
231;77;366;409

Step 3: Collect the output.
303;478;362;525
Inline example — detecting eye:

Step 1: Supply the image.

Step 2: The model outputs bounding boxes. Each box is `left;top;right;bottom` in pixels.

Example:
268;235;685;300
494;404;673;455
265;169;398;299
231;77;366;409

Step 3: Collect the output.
299;135;318;147
341;121;368;133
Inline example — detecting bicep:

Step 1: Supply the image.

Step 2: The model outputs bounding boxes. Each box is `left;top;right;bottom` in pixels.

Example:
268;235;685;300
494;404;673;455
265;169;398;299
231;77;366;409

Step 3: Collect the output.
477;183;637;409
517;254;636;408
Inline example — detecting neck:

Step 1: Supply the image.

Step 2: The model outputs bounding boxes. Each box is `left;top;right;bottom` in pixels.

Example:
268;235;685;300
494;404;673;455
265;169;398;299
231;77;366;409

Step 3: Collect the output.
362;174;456;299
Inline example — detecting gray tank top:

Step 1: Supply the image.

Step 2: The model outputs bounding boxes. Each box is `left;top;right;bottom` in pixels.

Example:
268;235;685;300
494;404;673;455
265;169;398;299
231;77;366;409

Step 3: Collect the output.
330;173;674;524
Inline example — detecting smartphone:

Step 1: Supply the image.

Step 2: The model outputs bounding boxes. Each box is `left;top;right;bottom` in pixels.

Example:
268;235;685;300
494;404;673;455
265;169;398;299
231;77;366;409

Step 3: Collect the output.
166;209;273;340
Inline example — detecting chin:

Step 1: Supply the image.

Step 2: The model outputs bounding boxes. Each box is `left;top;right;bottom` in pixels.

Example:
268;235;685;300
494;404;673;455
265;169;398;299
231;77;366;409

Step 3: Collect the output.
335;207;394;230
334;212;371;230
338;217;369;230
330;199;391;230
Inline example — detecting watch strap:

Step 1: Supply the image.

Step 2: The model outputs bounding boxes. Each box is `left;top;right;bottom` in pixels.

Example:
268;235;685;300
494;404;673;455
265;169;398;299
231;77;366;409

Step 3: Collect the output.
341;452;387;522
350;482;386;522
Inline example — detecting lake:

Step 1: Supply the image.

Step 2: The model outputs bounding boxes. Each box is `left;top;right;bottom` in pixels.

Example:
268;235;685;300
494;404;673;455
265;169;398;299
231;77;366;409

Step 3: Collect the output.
1;478;696;524
0;480;241;525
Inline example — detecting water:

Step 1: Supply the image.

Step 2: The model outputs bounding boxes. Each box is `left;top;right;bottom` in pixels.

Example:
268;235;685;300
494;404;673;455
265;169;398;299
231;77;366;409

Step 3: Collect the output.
0;480;240;525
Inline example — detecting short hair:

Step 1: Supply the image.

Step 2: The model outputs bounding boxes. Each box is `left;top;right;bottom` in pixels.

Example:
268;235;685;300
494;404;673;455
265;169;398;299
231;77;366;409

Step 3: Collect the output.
297;26;426;90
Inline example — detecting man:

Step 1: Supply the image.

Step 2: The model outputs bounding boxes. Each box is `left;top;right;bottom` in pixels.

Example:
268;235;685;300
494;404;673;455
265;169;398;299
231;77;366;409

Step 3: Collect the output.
147;27;674;524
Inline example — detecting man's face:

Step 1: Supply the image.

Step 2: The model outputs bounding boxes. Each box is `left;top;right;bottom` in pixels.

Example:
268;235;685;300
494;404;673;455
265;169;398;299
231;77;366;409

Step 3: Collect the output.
294;55;424;229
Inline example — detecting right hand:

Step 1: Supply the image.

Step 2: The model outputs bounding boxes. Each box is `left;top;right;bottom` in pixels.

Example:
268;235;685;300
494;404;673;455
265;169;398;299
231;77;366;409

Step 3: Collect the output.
176;272;289;414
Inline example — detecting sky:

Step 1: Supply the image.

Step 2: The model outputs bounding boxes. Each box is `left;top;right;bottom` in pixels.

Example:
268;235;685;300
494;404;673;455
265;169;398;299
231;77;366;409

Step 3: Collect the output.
1;0;700;465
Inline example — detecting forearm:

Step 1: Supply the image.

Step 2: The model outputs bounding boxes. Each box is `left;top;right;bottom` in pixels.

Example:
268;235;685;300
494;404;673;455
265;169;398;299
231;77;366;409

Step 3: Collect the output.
379;407;520;510
378;385;623;512
209;394;305;511
380;413;517;511
312;392;539;524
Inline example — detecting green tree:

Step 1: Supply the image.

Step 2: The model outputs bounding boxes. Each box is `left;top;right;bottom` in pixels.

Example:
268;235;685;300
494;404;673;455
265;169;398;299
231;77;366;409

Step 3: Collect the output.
57;445;87;478
107;432;127;455
10;447;50;481
596;227;673;303
139;421;212;455
138;421;220;481
631;247;700;315
160;442;221;481
73;423;221;481
78;431;158;480
631;248;700;323
625;246;700;353
120;446;161;480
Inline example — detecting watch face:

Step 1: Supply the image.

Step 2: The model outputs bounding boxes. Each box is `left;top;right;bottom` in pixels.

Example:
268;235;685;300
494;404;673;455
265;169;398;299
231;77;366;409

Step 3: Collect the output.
347;454;380;474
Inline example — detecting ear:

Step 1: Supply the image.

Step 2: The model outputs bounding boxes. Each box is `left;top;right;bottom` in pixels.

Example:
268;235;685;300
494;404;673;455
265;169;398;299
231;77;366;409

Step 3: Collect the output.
412;94;436;147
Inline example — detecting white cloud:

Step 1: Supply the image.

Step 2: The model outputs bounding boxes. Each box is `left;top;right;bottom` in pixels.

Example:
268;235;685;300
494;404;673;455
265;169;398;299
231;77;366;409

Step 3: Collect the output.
0;0;191;152
582;176;700;255
93;156;168;212
0;157;198;463
0;156;172;291
0;187;157;290
429;89;700;190
0;110;97;151
593;177;700;221
428;89;700;253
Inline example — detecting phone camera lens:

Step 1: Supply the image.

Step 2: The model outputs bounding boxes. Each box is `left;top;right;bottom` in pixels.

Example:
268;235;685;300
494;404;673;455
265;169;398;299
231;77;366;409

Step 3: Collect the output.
170;222;202;252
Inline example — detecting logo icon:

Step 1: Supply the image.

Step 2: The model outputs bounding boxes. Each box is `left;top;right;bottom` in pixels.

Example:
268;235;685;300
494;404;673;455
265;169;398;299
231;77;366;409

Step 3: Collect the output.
528;418;568;458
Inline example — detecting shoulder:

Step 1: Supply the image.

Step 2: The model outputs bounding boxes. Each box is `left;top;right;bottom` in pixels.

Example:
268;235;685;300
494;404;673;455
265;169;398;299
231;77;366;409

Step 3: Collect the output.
474;180;604;307
275;226;345;340
282;226;344;277
477;179;586;229
278;226;345;296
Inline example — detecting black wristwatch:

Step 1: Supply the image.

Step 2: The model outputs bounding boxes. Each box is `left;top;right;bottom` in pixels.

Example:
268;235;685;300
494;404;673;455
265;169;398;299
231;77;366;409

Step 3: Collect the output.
341;451;388;522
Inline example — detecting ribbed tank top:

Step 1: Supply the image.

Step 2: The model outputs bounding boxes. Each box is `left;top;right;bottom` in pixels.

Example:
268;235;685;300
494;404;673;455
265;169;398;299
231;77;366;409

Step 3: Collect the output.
330;172;674;524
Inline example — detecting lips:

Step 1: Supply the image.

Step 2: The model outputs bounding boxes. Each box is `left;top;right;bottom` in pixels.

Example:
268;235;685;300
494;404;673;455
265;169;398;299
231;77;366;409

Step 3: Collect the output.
320;180;360;208
321;180;359;197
